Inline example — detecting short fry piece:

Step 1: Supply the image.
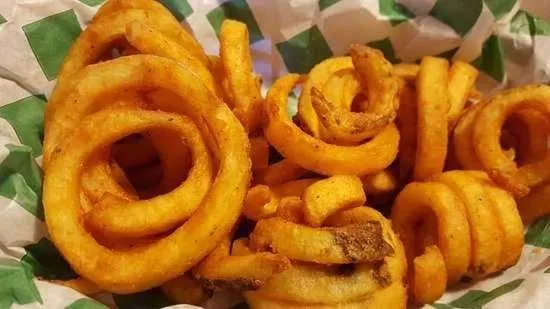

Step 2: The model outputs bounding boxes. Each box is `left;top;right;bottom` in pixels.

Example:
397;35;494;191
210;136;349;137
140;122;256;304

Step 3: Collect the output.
303;175;366;227
361;169;398;195
194;236;290;291
412;245;447;304
243;185;280;221
276;196;304;223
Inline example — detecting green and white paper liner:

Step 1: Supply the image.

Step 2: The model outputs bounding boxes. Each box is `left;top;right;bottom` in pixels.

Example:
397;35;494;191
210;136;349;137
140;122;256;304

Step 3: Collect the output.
1;0;550;308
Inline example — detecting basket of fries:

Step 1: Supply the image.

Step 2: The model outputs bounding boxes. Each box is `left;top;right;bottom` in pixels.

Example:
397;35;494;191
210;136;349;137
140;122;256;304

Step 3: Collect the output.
1;0;549;308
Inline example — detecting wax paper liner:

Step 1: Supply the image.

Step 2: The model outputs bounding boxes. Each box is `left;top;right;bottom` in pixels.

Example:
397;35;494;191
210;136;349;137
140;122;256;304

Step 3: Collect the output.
1;0;550;308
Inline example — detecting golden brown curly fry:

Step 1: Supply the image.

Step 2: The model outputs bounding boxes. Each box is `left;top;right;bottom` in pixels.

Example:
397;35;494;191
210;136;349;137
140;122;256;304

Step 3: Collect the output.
249;217;393;264
193;236;290;291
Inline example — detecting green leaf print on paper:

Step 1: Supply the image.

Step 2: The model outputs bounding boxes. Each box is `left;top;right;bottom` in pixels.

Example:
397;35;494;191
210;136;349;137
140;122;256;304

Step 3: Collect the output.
510;10;531;34
207;0;263;44
432;279;524;308
21;238;78;280
430;0;483;36
159;0;193;21
525;216;550;248
319;0;341;11
510;10;550;36
0;144;43;220
276;26;333;74
378;0;415;26
0;262;42;309
484;0;517;20
530;15;550;35
0;95;46;157
0;15;6;25
65;298;108;309
23;10;82;81
452;279;523;308
449;290;492;308
471;35;505;82
79;0;105;6
113;288;175;309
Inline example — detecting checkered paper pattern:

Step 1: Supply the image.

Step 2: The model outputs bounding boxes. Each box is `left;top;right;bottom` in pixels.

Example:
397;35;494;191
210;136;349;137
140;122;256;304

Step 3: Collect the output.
1;0;550;308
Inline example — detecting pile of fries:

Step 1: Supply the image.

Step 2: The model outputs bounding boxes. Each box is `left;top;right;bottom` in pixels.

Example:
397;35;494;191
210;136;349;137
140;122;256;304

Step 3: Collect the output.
42;0;550;307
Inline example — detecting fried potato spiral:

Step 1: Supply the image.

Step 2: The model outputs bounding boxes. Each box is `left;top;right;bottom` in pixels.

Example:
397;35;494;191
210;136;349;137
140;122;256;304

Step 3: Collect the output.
44;65;251;292
453;85;550;197
391;170;523;304
43;0;251;292
264;74;399;176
